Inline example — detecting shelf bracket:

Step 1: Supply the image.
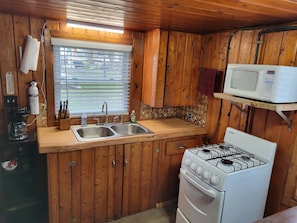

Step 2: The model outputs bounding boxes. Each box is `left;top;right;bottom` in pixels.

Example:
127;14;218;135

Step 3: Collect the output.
231;102;246;118
276;110;294;131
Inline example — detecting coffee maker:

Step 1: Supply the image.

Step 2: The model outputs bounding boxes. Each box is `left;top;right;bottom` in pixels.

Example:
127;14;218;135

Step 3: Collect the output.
8;107;29;141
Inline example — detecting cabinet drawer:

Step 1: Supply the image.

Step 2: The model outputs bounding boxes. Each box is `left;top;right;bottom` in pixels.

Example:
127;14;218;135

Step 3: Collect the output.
166;138;201;156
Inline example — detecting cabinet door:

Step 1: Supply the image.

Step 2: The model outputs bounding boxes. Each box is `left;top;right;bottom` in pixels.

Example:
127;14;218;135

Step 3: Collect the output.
164;31;202;106
156;135;204;203
122;141;159;217
47;146;116;223
142;29;168;108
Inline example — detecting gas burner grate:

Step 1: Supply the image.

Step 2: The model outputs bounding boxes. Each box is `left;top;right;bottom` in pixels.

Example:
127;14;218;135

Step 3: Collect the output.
189;143;267;173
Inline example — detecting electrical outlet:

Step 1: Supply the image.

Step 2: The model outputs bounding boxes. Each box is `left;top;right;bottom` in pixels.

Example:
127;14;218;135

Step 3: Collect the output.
187;112;193;120
4;96;18;107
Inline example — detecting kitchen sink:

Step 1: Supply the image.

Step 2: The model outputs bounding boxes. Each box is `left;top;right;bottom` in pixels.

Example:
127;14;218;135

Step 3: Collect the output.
71;123;153;142
110;123;149;135
76;126;115;139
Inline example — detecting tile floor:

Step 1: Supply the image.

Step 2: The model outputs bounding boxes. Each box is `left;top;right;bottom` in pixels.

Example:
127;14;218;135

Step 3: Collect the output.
110;205;177;223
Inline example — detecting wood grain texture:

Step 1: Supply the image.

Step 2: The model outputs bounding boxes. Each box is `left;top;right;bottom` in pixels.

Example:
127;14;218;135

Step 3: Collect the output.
204;28;297;216
142;29;168;108
1;0;297;33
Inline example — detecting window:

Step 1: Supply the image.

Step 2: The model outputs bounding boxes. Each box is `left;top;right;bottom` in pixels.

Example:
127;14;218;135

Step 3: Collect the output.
51;38;132;117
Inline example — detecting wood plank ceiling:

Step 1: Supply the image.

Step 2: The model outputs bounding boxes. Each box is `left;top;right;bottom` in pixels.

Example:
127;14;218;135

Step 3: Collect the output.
0;0;297;33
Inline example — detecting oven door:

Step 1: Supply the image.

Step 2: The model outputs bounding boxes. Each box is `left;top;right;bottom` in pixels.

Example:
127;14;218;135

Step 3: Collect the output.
177;168;225;223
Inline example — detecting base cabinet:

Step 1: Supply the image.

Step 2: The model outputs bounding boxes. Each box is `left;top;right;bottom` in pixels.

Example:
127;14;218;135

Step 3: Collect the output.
46;134;205;223
156;135;204;203
47;141;159;223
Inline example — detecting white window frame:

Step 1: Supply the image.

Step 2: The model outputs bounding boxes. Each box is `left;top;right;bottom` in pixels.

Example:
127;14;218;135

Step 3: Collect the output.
51;37;132;117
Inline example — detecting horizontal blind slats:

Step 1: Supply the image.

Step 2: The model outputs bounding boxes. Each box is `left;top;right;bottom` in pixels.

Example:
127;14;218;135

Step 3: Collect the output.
53;42;131;117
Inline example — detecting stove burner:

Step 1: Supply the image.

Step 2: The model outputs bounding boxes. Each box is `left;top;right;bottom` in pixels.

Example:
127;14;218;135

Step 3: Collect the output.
219;145;230;150
241;155;251;161
203;149;211;153
221;159;233;165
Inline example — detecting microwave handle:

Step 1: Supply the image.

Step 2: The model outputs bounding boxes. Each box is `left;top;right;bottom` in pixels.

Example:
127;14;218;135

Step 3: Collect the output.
180;168;217;199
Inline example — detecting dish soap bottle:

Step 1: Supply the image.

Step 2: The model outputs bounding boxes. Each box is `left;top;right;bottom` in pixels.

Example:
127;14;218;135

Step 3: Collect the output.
130;110;136;123
81;113;87;127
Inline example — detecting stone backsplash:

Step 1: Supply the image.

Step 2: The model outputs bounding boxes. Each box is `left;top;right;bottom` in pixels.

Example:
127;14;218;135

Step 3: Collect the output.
140;94;208;128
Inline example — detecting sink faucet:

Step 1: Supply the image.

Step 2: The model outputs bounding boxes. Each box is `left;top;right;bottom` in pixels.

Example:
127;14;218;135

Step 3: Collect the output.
102;101;108;124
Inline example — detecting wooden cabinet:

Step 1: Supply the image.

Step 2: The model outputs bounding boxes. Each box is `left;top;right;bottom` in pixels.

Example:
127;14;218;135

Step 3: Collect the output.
156;135;204;204
142;29;202;108
47;141;159;223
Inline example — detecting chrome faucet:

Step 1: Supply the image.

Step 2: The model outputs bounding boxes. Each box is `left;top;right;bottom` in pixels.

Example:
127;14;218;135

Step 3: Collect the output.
102;101;108;124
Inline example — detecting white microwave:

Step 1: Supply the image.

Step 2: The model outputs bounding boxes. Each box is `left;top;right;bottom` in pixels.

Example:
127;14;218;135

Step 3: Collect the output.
223;64;297;103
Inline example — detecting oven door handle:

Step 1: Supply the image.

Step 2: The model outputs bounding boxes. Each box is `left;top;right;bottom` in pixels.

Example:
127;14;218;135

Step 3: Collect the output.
181;169;217;199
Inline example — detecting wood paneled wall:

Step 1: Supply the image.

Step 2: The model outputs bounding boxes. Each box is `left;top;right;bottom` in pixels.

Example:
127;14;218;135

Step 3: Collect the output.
202;26;297;216
0;14;45;134
0;14;144;134
1;11;297;217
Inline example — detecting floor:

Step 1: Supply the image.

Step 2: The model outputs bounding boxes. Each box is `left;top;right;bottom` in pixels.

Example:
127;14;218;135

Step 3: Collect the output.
110;205;177;223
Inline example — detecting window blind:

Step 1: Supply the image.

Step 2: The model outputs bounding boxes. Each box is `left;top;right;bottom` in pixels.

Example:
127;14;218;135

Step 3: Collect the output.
52;38;132;117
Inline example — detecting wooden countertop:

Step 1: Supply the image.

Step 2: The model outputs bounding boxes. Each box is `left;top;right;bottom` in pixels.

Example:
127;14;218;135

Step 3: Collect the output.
254;206;297;223
37;118;207;154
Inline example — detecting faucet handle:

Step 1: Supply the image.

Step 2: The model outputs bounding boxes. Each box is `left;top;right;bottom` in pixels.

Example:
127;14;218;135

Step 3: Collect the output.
113;116;119;124
93;117;100;125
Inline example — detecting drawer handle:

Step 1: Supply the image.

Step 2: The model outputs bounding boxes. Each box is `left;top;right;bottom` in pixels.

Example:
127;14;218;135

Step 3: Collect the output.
178;146;186;150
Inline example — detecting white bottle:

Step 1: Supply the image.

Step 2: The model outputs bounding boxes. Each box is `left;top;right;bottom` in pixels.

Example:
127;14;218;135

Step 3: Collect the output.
130;110;136;123
28;81;39;115
81;113;87;127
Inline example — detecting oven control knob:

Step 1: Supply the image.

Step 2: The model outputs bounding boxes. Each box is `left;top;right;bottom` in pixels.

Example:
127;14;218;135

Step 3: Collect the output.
196;166;203;175
203;170;210;180
190;163;197;171
185;159;191;167
210;175;220;185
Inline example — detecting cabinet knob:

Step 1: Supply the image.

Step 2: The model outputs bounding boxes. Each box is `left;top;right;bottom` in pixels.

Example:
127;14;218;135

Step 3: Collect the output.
124;159;128;166
69;161;76;167
112;160;116;167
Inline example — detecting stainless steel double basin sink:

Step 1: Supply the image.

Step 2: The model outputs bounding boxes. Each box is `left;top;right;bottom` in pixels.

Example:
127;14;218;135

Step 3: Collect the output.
71;123;153;142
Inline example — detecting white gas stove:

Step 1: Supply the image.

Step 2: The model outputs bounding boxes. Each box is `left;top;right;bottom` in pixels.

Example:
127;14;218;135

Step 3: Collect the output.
176;127;277;223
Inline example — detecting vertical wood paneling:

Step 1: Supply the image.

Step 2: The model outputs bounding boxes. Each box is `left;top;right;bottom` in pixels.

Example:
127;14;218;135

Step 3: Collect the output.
261;32;283;64
71;151;81;223
139;141;153;211
94;146;109;223
0;15;17;134
47;154;59;223
80;149;95;223
58;152;72;223
164;31;178;106
130;33;144;118
122;144;131;217
13;16;31;106
278;30;297;66
156;139;171;202
114;144;124;219
107;145;116;221
204;26;297;216
189;34;202;105
128;142;141;214
141;29;168;108
150;140;160;207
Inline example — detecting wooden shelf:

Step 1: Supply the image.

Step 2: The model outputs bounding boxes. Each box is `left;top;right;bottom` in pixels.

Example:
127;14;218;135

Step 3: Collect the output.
213;93;297;130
